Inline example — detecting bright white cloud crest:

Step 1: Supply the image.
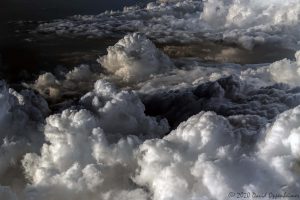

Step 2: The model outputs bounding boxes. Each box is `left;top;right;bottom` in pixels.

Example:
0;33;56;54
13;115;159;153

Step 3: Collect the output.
98;33;173;83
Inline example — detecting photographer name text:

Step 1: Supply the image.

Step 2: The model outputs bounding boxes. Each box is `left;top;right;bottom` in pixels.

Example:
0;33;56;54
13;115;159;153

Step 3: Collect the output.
228;192;300;199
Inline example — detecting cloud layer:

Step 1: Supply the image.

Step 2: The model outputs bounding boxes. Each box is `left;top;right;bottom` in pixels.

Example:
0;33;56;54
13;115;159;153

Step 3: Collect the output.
35;0;300;50
2;0;300;198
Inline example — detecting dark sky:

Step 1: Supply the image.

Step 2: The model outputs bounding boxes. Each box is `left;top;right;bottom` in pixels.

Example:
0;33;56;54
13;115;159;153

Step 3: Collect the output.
0;0;152;22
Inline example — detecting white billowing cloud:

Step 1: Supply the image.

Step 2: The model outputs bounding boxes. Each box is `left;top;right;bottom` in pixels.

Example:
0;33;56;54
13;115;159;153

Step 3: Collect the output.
258;105;300;187
32;72;61;99
0;81;49;177
134;109;300;200
22;108;147;200
63;64;99;92
135;111;300;200
134;111;238;200
201;0;300;49
241;50;300;87
0;81;49;199
22;79;170;199
80;80;169;139
20;84;300;200
0;82;49;131
98;33;173;83
31;64;100;100
201;0;300;28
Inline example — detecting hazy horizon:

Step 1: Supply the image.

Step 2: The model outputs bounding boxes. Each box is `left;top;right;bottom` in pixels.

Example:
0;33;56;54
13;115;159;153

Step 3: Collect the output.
0;0;152;22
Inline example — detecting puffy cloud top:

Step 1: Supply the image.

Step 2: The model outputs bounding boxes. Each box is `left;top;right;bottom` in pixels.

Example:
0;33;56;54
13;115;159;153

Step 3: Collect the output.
80;80;169;139
0;81;49;193
22;80;170;200
242;50;300;87
98;33;173;83
32;65;100;100
259;105;300;185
